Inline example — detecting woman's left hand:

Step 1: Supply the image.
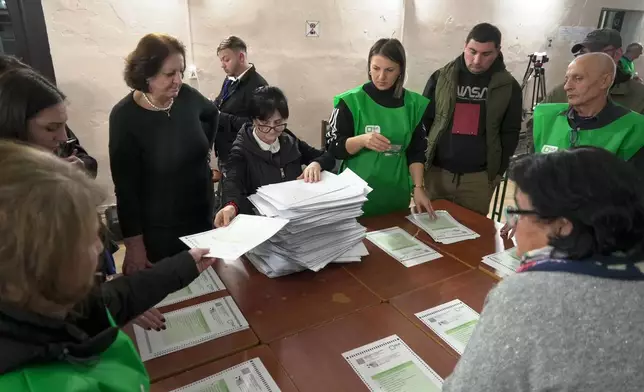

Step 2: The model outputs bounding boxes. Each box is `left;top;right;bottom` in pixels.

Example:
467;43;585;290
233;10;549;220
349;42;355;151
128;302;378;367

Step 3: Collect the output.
64;150;85;169
298;162;322;183
412;187;437;219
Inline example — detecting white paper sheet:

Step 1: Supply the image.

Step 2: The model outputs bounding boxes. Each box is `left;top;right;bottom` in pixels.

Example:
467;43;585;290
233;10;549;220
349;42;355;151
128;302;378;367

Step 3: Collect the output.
415;299;479;355
171;357;281;392
366;227;442;267
180;214;289;259
407;210;479;244
481;247;521;277
156;267;226;307
343;334;443;392
134;296;249;361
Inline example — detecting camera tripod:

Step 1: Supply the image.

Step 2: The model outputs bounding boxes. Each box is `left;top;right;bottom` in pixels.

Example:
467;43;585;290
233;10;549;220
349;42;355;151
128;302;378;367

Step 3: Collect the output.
521;53;548;117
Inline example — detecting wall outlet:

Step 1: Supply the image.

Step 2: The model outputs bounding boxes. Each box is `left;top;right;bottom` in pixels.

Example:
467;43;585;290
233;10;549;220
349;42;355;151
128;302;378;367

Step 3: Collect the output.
186;64;198;79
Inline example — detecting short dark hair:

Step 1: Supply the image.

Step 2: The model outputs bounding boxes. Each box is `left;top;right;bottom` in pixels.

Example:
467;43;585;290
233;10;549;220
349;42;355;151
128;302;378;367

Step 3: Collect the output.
509;147;644;260
466;23;502;48
124;33;186;92
0;68;66;142
368;38;406;99
0;55;28;75
249;86;289;121
217;36;247;54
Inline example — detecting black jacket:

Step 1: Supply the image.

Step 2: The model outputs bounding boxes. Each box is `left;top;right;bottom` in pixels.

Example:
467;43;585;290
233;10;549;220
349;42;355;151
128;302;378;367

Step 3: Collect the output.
0;251;199;375
214;65;268;162
65;127;98;178
222;123;336;214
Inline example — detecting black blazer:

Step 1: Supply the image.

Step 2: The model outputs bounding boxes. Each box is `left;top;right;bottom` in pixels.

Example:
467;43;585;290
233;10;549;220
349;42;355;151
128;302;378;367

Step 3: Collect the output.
213;64;268;161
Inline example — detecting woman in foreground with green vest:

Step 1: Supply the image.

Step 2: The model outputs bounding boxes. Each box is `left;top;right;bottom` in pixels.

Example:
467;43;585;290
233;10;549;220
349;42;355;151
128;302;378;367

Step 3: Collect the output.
326;38;435;217
0;142;216;391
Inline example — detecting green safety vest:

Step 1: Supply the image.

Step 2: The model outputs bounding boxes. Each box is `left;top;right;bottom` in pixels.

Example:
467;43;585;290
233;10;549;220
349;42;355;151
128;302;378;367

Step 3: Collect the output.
0;309;149;392
620;57;636;77
334;85;429;217
533;103;644;160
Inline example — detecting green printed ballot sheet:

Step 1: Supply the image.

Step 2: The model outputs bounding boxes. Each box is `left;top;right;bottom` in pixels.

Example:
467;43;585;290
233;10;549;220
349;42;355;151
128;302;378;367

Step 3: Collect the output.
170;358;280;392
481;247;521;277
366;227;442;267
343;335;443;392
134;296;249;361
415;299;479;355
158;267;226;307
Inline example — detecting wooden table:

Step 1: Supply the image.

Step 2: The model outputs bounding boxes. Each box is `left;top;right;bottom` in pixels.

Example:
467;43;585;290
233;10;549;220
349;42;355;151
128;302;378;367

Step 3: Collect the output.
390;270;498;357
344;218;471;300
151;345;298;391
214;258;380;343
125;291;259;383
270;303;457;392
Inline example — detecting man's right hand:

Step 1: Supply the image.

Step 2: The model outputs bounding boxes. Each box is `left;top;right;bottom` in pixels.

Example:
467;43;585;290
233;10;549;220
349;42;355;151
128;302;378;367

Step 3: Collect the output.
214;205;236;228
361;133;391;152
122;247;152;275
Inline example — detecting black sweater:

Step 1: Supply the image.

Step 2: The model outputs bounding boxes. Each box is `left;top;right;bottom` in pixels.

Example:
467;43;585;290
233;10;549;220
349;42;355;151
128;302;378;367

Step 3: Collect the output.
223;123;336;214
325;82;429;164
109;85;220;238
0;251;198;375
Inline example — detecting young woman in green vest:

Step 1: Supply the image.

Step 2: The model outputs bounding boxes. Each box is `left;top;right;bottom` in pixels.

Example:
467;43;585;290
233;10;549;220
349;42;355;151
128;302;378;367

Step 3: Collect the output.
326;38;435;217
0;142;216;391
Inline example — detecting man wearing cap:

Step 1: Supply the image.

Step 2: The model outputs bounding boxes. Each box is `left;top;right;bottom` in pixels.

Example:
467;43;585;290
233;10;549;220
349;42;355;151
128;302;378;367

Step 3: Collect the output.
543;28;644;113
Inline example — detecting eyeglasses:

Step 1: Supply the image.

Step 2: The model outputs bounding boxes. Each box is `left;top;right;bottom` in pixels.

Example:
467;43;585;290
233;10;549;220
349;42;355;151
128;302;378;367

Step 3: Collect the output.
255;123;287;134
504;206;539;227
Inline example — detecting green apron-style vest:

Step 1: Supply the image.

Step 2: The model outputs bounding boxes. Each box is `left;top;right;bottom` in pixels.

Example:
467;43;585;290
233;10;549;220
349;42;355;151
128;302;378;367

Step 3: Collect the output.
533;103;644;160
620;57;635;77
0;309;150;392
334;85;429;217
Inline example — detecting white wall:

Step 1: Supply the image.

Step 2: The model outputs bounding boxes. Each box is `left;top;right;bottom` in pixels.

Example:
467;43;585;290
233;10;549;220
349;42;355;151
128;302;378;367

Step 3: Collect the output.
42;0;644;203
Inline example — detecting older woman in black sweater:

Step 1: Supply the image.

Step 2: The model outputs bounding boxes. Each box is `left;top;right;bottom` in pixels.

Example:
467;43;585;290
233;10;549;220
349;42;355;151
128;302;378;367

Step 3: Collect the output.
110;33;243;274
214;86;336;227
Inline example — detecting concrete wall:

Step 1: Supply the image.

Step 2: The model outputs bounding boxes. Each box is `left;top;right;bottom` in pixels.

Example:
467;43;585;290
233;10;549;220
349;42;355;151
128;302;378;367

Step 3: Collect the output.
42;0;644;203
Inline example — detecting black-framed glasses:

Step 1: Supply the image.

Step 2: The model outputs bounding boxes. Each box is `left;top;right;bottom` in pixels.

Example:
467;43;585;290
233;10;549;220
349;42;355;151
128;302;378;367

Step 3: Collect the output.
255;123;287;134
504;206;539;227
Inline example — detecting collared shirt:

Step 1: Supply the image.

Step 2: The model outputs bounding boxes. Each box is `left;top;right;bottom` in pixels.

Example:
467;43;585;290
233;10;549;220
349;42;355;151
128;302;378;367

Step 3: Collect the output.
564;99;629;131
252;127;280;153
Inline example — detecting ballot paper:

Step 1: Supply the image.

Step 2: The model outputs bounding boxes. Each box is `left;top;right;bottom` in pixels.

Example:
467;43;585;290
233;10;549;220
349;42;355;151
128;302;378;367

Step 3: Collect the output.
134;296;249;361
415;299;479;355
157;267;225;307
246;169;371;276
366;227;443;267
407;210;480;244
171;358;280;392
343;335;443;392
481;247;521;277
180;214;289;260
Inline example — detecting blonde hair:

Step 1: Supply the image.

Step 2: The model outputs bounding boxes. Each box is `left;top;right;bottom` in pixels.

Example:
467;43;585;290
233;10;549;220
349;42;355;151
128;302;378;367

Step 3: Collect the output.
0;141;104;312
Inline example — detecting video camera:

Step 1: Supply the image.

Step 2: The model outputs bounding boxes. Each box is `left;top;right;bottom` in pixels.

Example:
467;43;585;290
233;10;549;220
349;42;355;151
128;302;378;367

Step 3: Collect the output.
528;52;549;68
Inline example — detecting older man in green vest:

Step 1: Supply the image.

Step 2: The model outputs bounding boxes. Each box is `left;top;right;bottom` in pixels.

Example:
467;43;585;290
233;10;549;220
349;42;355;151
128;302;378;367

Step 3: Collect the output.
501;52;644;239
422;23;522;216
543;29;644;113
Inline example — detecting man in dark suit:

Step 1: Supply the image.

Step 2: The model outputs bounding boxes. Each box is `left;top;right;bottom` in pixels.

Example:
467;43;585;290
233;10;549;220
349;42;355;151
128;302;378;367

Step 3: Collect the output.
214;36;268;173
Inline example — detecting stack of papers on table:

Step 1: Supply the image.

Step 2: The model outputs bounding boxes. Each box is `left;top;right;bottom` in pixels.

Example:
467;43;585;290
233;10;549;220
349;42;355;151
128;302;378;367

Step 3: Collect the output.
481;247;521;277
247;169;371;277
407;210;480;244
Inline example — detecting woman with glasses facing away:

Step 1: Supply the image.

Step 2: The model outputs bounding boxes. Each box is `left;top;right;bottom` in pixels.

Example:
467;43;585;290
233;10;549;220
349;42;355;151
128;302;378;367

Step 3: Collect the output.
214;86;336;227
325;38;434;217
442;146;644;392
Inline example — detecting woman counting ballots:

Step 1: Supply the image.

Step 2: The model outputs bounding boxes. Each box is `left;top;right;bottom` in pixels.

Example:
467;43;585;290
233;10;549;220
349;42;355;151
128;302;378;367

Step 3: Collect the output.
325;38;434;217
214;86;336;226
0;141;217;391
443;147;644;391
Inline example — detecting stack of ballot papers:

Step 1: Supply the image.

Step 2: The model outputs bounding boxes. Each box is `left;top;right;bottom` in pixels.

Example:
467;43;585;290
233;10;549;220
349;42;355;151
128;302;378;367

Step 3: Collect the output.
246;169;371;277
481;247;521;277
407;210;480;244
